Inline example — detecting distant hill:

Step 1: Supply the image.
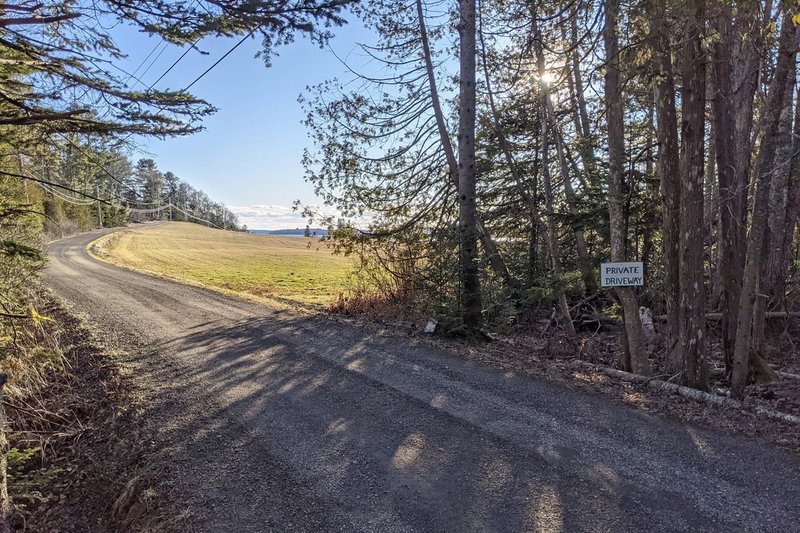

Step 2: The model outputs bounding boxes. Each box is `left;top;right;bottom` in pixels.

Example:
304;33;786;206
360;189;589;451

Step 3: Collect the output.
250;228;329;237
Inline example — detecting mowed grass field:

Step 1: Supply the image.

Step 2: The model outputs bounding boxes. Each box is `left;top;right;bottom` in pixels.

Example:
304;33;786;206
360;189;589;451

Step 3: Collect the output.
97;222;355;306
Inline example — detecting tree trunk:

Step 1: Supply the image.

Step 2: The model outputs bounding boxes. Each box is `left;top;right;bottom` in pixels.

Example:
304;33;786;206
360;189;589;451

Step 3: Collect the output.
530;13;595;293
641;100;657;290
764;64;796;306
528;199;541;287
531;6;577;339
706;124;720;309
677;0;708;390
705;119;717;256
570;15;597;184
753;67;796;368
731;11;798;399
528;137;543;286
541;108;577;339
476;22;537;298
456;0;482;332
550;113;595;292
416;0;514;295
604;0;649;375
722;1;761;373
709;6;736;320
648;0;681;375
785;86;800;265
0;376;11;533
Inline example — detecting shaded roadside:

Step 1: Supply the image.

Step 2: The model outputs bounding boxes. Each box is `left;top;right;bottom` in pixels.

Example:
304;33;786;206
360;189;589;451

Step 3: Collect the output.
6;292;185;531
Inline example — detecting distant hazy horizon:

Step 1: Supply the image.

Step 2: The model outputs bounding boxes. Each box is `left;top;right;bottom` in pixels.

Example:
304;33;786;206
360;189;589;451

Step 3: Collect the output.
249;228;329;236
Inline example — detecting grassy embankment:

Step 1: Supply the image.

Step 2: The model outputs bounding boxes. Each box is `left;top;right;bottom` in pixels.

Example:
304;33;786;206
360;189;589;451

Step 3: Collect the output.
92;222;355;307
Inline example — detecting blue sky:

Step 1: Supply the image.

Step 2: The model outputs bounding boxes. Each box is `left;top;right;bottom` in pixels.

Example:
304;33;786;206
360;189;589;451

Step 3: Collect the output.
114;16;373;229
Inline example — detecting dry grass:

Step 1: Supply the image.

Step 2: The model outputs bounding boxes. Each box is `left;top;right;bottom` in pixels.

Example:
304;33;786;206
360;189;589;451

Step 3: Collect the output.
96;222;356;306
6;292;183;531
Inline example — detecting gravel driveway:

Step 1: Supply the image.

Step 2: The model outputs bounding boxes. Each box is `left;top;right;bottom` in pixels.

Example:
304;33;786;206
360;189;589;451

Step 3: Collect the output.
45;229;800;532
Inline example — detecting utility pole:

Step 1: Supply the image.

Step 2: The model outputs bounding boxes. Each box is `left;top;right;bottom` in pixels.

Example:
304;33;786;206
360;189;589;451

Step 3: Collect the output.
96;184;103;228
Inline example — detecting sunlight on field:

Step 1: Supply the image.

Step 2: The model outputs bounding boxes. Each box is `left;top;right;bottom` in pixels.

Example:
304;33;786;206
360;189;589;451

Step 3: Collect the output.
98;222;354;306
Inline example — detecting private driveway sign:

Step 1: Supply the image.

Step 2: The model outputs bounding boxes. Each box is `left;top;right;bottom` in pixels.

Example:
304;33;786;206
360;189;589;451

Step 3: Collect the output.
601;261;644;287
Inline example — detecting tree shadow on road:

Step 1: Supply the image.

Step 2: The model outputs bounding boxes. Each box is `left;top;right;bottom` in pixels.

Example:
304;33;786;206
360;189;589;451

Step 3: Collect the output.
126;312;800;532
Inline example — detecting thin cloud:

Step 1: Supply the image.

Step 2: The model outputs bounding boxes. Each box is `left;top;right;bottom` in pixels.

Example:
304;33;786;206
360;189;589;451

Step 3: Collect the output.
228;205;308;230
228;204;372;231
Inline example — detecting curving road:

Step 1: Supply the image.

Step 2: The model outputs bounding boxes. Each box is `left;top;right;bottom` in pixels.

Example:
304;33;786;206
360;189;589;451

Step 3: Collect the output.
46;229;800;532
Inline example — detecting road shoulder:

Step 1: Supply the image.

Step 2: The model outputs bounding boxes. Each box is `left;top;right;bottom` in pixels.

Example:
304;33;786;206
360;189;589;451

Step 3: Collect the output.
9;291;186;531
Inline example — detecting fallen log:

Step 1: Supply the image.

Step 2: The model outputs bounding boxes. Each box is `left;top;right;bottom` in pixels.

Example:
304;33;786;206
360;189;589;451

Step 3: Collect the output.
775;370;800;381
654;311;800;322
577;361;800;425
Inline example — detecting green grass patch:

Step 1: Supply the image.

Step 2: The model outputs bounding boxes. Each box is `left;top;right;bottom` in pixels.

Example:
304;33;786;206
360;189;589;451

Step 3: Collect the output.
100;222;355;306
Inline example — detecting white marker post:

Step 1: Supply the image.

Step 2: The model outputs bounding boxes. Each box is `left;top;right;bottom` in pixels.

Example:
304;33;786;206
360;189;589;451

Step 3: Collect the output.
600;261;644;287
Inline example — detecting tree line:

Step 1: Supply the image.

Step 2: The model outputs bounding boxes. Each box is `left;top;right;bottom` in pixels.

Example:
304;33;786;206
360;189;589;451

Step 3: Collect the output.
302;0;800;398
16;139;243;235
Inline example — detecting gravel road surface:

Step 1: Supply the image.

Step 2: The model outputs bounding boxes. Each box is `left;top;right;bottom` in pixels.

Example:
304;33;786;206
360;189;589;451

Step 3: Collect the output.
46;229;800;532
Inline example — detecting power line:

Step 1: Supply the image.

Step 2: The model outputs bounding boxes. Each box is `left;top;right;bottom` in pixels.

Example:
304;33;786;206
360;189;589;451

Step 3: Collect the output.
170;203;223;228
145;0;206;90
58;28;254;190
126;202;223;228
48;6;255;214
54;133;142;199
126;205;167;214
125;31;253;164
0;169;118;206
136;40;172;87
148;40;197;88
126;39;169;87
36;182;97;205
53;5;200;195
184;31;253;91
2;164;232;229
95;36;170;122
5;169;226;228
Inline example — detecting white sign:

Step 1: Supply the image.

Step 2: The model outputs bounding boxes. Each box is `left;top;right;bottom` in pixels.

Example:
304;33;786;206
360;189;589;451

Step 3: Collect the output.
424;319;438;333
601;261;644;287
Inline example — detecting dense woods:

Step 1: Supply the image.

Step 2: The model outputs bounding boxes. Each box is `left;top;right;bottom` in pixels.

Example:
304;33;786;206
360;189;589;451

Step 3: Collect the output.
303;0;800;397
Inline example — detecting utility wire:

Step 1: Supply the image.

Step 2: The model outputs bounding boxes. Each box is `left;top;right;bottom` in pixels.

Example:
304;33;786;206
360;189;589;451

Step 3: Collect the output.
125;31;253;166
135;40;171;87
146;0;206;89
148;40;197;88
23;168;227;227
126;205;167;214
3;169;225;228
126;202;223;228
42;3;252;219
56;27;254;202
170;203;223;228
126;39;168;86
36;182;97;205
183;31;253;91
0;169;117;206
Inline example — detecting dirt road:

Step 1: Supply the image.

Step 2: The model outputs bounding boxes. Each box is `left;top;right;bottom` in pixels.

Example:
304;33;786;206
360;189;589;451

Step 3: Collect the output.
46;230;800;532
